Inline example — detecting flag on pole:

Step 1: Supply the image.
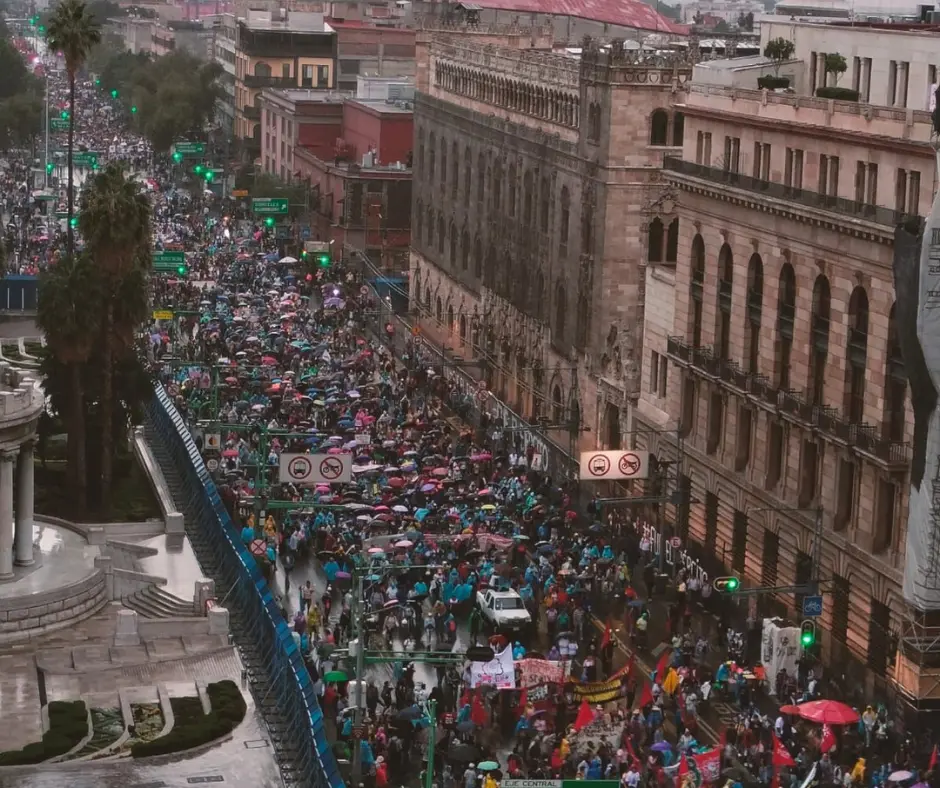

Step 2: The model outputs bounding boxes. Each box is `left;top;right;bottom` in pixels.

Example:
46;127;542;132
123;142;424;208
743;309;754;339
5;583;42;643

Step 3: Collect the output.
635;680;654;710
678;755;690;778
929;744;938;771
654;647;672;682
573;698;595;731
772;733;796;767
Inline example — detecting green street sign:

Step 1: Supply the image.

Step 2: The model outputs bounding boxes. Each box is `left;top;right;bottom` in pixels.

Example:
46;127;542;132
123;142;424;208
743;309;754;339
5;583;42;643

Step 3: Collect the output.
251;197;289;215
50;118;69;132
153;250;186;271
72;152;98;168
173;141;206;156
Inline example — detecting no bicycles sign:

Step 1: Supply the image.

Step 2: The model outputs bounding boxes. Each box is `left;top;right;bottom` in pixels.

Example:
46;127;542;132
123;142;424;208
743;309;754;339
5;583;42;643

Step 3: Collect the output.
279;453;352;485
578;450;650;481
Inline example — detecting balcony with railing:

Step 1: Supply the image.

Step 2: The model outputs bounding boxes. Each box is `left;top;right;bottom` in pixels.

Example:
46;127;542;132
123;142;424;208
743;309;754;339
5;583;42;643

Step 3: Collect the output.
242;103;261;120
243;74;297;89
663;157;913;230
665;335;911;468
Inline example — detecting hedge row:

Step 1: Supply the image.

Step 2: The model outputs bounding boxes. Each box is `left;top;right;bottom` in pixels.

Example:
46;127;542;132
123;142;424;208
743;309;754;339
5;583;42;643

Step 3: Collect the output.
131;680;246;758
815;86;860;101
757;75;790;89
0;700;88;765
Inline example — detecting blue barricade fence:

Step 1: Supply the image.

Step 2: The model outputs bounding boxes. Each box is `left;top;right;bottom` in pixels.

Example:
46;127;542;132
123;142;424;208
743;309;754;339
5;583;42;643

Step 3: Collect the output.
148;383;344;788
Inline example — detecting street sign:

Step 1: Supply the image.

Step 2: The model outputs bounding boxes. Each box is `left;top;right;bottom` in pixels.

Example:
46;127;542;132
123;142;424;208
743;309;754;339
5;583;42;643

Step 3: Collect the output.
503;782;562;788
152;309;174;321
251;197;289;215
578;450;650;481
50;118;69;131
173;141;206;156
206;458;219;472
204;433;221;451
72;152;98;168
153;250;186;272
802;595;823;618
355;433;371;444
231;189;249;197
279;452;352;485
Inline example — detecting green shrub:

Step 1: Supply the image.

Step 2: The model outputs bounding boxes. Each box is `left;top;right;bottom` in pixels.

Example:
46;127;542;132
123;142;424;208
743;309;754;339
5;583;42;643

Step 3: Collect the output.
815;86;860;101
0;700;88;765
757;75;790;89
131;681;246;758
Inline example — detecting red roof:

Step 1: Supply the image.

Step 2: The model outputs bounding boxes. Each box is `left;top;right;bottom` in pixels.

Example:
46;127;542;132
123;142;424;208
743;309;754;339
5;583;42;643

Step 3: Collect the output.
472;0;687;34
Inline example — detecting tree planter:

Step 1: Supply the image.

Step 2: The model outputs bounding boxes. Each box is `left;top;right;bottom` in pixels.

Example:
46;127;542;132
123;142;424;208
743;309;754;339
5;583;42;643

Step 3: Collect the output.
758;75;790;90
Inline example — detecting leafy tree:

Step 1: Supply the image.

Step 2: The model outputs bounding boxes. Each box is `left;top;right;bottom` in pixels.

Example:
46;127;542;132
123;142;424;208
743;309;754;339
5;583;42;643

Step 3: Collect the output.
78;162;151;514
824;52;847;85
0;37;37;99
714;19;730;32
737;11;754;29
37;252;103;514
763;37;795;76
46;0;101;258
0;91;44;151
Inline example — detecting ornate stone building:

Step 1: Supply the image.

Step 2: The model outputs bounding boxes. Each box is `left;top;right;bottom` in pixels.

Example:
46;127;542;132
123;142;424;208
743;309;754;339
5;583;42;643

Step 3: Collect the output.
636;60;937;700
409;25;693;473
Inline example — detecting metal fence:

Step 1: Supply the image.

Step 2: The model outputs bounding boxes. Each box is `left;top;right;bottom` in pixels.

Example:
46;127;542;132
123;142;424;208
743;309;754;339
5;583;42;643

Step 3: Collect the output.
147;384;344;788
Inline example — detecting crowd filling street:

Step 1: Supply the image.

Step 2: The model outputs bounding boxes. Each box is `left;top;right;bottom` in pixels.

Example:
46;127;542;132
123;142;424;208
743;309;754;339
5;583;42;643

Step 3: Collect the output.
9;26;940;788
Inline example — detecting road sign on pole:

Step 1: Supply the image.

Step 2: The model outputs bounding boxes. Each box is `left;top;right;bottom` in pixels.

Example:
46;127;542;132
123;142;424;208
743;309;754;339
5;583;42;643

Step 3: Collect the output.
279;452;352;484
578;450;650;481
802;595;823;618
72;152;99;168
172;141;206;156
50;118;69;132
251;197;289;216
152;250;186;272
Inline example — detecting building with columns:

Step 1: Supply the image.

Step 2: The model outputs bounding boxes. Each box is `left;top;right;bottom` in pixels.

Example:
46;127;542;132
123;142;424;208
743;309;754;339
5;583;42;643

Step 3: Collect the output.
408;22;693;477
633;51;937;704
0;365;43;579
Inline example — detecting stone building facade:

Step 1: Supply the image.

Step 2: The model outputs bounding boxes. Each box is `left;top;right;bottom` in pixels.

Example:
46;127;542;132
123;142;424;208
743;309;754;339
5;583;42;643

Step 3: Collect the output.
409;25;693;473
635;71;937;699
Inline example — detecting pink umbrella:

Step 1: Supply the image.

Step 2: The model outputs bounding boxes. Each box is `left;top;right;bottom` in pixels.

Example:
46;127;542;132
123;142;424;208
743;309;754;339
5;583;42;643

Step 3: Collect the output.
316;485;330;494
431;468;448;477
374;505;390;512
262;356;277;365
395;540;414;549
222;449;238;458
368;546;385;554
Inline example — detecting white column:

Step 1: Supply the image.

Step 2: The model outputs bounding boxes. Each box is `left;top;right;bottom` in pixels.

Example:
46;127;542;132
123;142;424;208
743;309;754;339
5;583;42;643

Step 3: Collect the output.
0;451;15;579
15;442;34;567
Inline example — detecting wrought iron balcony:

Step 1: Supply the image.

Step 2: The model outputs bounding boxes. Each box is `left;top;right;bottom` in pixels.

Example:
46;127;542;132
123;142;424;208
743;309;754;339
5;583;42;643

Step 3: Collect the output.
242;104;261;120
663;157;913;229
665;335;910;468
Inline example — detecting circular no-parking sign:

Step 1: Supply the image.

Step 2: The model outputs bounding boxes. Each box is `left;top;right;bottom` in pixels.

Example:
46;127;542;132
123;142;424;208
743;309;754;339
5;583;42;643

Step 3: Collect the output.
286;455;312;481
319;456;344;481
619;452;642;477
206;458;219;472
587;454;611;477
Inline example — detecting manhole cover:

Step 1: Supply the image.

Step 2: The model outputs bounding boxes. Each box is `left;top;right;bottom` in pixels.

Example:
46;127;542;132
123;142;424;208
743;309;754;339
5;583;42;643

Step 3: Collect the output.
244;739;270;749
187;778;225;785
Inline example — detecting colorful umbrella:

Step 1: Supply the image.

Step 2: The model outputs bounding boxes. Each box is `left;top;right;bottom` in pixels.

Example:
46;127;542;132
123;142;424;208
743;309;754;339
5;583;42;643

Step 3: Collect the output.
796;699;859;725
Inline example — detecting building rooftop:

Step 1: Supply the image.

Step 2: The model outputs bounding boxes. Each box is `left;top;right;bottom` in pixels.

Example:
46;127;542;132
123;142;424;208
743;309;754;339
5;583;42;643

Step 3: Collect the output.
460;0;688;34
350;98;414;114
694;54;771;71
240;11;334;32
268;89;351;103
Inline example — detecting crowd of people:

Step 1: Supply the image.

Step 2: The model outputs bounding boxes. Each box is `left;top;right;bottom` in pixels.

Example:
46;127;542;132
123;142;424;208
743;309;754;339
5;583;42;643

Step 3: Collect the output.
9;25;936;788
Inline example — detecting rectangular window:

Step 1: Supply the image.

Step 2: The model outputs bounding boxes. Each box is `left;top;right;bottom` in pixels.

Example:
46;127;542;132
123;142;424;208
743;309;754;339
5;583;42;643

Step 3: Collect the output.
899;61;910;107
832;575;850;644
795;550;813;614
301;64;314;87
855;161;866;202
929;65;938;110
735;405;752;472
896;167;909;212
852;56;861;93
281;63;290;79
723;136;740;173
819;154;840;196
867;598;891;676
888;60;898;106
649;351;660;394
658;357;668;398
704;491;718;556
867;162;878;204
761;530;779;588
706;391;723;455
317;65;330;88
696;131;705;164
835;459;855;531
732;510;747;574
798;440;819;507
752;142;770;180
908;170;921;215
785;148;803;189
680;376;696;438
862;58;872;102
767;420;784;489
874;480;896;553
809;52;818;92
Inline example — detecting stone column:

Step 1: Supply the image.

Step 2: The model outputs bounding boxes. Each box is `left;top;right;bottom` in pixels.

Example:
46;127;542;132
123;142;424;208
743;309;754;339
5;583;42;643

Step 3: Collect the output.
0;451;15;579
15;441;34;567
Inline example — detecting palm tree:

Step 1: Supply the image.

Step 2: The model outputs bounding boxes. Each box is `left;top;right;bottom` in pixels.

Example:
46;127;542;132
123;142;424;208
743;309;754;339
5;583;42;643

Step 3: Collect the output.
37;252;102;514
78;163;151;513
46;0;100;259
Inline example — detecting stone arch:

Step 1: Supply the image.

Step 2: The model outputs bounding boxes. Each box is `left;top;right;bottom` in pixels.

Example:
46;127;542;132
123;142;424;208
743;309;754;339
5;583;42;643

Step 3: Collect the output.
650;108;669;145
647;217;665;262
446;302;455;334
449;220;458;262
435;295;443;324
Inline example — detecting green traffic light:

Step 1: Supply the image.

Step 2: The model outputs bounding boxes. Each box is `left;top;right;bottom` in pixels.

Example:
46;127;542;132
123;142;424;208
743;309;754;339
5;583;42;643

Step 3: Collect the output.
60;110;68;120
172;152;182;163
264;217;274;227
45;162;53;173
110;89;118;99
726;577;739;591
318;254;329;267
131;105;137;114
95;78;100;86
801;631;813;646
176;265;188;276
69;217;77;228
204;170;214;182
194;164;203;174
38;25;44;32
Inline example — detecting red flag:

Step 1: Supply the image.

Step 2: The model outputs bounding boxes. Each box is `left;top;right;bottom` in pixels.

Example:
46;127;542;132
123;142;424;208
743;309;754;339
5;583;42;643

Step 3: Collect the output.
625;736;641;768
820;724;836;754
517;688;527;718
929;744;938;771
719;726;727;751
635;680;653;710
692;748;721;783
624;654;636;682
601;619;612;649
678;755;690;778
772;734;796;767
771;770;780;788
654;647;672;682
573;698;595;731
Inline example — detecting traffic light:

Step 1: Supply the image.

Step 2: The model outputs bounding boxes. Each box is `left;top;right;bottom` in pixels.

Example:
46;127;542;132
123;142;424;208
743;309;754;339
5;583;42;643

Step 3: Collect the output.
28;16;36;25
131;105;137;114
60;110;69;120
172;151;182;164
317;253;330;267
176;264;189;276
94;78;100;86
38;24;44;33
264;216;275;228
193;164;204;175
110;89;118;99
204;169;214;182
800;619;816;648
69;217;78;228
713;576;740;593
45;162;53;174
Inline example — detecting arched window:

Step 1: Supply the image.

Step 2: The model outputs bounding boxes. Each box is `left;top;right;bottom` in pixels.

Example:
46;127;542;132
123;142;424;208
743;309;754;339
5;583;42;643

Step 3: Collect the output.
845;285;869;422
424;285;430;309
650;109;669;145
477;151;486;204
446;304;455;334
412;269;422;306
576;291;590;348
492;158;503;211
745;254;763;373
672;112;685;146
552;384;564;424
425;207;433;247
461;227;470;271
451;140;458;198
647;217;664;262
539;176;549;232
254;61;271;77
535;270;545;320
464;146;472;202
689;233;705;346
775;263;796;388
559;187;570;253
437;215;445;255
474;236;482;279
523;170;534;225
449;221;457;262
569;400;581;437
508;163;517;217
415;198;423;244
484;249;496;289
435;296;443;324
581;203;593;255
716;243;733;358
666;218;679;262
883;303;907;442
555;279;567;340
459;314;468;343
809;275;832;406
428;132;436;182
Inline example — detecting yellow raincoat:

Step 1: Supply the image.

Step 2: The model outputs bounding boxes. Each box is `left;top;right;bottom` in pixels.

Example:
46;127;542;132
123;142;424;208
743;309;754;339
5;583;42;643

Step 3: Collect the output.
662;667;681;696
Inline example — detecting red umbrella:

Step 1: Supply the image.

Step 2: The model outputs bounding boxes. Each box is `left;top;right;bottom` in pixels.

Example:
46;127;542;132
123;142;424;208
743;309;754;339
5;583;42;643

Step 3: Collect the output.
796;700;859;725
779;704;801;715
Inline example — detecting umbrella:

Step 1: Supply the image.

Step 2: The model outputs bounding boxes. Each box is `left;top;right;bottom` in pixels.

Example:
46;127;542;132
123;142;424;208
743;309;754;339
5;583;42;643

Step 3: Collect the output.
395;540;414;549
279;256;298;263
888;773;914;783
396;705;423;721
778;704;800;715
796;699;860;725
651;741;672;752
477;761;499;771
323;670;348;682
455;720;477;733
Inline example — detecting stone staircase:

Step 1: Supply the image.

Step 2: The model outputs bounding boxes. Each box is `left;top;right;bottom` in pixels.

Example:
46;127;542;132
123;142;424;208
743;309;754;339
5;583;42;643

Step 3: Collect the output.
123;585;196;619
